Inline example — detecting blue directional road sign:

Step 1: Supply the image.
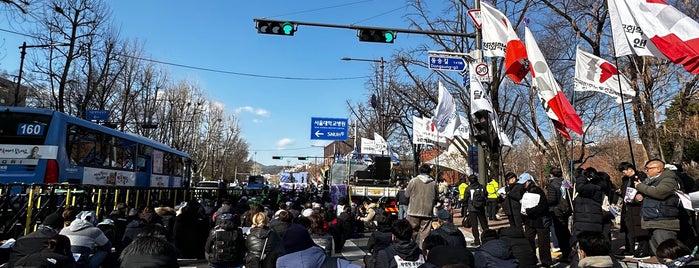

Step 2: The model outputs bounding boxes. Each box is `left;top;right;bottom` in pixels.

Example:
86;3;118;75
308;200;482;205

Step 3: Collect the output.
428;55;467;71
86;110;110;121
311;117;349;140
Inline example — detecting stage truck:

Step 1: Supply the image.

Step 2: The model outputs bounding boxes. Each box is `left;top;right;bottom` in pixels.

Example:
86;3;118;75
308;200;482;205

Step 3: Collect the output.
328;156;399;215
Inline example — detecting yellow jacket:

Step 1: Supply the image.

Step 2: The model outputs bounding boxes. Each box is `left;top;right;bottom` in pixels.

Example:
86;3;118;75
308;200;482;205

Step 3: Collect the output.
486;179;499;199
458;182;468;200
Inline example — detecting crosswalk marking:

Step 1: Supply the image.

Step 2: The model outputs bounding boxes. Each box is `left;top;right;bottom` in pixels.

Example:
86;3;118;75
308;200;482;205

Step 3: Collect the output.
341;239;366;261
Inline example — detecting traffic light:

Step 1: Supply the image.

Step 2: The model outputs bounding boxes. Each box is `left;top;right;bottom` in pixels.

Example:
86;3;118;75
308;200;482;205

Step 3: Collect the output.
297;157;307;160
256;20;296;36
272;156;283;160
472;111;501;150
357;28;396;43
472;111;491;148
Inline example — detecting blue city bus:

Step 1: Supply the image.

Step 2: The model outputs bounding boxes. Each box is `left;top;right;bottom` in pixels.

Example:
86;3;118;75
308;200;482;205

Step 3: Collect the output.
246;175;266;190
0;106;191;188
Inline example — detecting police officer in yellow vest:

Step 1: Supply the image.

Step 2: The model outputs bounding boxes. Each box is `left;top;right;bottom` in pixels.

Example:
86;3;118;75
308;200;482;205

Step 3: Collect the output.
457;176;468;217
486;177;500;220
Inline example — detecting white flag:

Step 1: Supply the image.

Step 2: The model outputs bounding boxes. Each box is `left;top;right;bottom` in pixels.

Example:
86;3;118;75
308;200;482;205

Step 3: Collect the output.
360;137;377;155
614;0;699;74
373;133;388;155
432;81;456;133
574;48;636;103
480;2;529;83
607;0;665;58
412;116;447;145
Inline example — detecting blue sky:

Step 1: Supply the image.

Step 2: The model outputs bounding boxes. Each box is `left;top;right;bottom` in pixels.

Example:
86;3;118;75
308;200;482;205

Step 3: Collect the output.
0;1;439;166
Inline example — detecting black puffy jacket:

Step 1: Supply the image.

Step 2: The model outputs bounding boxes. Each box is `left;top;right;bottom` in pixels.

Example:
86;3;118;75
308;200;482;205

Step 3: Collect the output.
572;176;605;239
499;227;538;268
244;226;282;268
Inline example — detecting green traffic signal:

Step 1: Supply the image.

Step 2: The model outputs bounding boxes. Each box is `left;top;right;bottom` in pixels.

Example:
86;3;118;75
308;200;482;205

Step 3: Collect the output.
282;22;294;35
358;29;396;43
256;20;296;36
384;31;395;43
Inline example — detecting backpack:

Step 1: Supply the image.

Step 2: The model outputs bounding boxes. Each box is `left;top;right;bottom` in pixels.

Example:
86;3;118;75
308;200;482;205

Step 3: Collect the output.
209;229;237;263
559;187;573;217
471;186;486;209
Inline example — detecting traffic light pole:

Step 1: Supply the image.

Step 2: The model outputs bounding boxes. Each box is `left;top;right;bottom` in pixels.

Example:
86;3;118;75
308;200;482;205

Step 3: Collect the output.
473;0;488;185
253;18;476;38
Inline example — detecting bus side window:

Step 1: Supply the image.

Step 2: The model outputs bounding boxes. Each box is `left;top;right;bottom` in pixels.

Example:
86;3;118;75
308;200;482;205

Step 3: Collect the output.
136;156;147;172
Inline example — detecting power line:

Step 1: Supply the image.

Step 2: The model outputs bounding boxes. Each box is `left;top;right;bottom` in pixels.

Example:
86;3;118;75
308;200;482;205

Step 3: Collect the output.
267;0;373;18
0;27;371;81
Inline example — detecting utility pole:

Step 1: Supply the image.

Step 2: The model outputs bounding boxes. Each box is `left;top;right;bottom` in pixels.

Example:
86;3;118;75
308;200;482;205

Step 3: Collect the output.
14;42;70;106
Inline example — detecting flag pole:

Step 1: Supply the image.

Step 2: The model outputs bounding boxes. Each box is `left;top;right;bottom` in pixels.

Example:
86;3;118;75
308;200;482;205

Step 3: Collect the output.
614;56;637;167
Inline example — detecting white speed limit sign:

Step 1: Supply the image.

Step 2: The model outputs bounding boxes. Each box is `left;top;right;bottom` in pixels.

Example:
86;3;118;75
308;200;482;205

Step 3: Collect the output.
473;62;492;83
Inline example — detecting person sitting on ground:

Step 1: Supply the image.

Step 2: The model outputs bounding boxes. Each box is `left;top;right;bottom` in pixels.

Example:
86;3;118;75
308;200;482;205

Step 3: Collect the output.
574;231;622;268
655;238;699;267
308;212;334;256
8;212;65;267
59;211;112;268
358;200;377;231
119;236;179;268
245;212;283;268
430;209;466;248
205;213;245;268
374;219;425;268
498;226;538;268
364;214;397;268
13;234;75;268
269;210;292;239
276;224;359;268
474;229;519;268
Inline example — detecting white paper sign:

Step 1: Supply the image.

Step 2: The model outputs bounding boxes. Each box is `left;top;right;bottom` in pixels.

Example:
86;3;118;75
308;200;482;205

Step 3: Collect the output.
624;187;637;203
521;192;540;213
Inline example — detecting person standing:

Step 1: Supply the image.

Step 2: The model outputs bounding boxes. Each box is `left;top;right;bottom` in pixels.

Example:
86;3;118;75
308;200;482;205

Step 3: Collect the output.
546;167;572;262
634;159;682;254
486;177;500;221
616;161;651;258
457;176;468;217
396;182;409;220
464;174;488;246
405;164;438;249
502;172;524;228
518;173;553;267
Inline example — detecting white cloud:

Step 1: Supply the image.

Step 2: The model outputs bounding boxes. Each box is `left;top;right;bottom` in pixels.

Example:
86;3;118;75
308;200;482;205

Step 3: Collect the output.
276;138;294;148
235;106;269;117
252;119;262;123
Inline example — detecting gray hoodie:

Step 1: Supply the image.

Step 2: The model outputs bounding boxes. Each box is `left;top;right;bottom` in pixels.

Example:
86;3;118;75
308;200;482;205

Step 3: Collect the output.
405;174;437;218
60;218;110;250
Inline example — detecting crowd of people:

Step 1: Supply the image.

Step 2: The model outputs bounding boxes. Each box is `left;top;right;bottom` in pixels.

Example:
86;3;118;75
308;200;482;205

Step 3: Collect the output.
0;158;698;268
428;159;699;268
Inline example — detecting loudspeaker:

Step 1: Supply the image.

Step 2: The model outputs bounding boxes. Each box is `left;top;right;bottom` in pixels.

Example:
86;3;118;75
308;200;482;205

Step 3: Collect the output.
373;156;391;180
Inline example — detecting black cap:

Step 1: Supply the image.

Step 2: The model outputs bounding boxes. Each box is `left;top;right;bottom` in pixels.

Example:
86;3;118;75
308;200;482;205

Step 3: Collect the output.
42;213;65;229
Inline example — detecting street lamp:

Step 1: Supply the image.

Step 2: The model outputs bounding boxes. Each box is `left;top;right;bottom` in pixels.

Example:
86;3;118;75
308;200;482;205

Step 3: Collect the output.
15;42;70;106
341;57;387;143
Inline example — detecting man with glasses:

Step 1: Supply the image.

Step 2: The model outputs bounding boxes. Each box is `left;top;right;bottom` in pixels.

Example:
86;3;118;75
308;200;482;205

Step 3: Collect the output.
634;159;682;255
616;162;651;259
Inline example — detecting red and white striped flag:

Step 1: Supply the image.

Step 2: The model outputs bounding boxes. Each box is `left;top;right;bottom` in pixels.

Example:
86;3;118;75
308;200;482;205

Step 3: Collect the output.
480;2;529;83
525;27;584;140
609;0;699;73
574;48;636;103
